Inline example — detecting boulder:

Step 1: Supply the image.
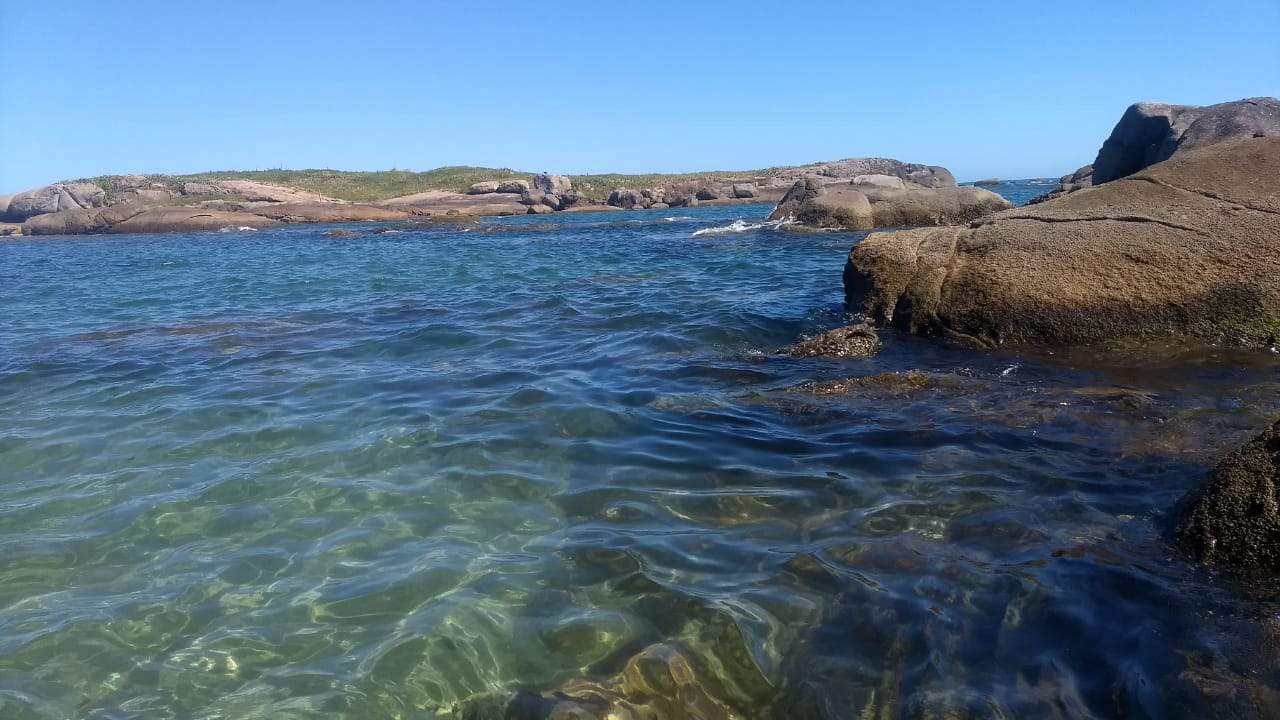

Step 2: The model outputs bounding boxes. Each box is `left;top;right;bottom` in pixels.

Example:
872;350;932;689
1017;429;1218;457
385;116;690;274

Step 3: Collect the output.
607;188;643;209
662;187;694;208
768;177;1010;230
1175;417;1280;575
695;186;720;201
843;136;1280;347
5;182;106;221
851;174;906;190
1;222;22;237
496;179;530;194
731;183;756;199
1092;97;1280;184
559;190;583;208
785;323;881;358
533;173;573;195
467;181;501;195
526;204;554;215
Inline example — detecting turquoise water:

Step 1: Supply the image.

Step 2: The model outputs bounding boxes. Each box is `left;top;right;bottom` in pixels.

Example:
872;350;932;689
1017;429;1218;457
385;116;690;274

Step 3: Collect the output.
2;195;1280;718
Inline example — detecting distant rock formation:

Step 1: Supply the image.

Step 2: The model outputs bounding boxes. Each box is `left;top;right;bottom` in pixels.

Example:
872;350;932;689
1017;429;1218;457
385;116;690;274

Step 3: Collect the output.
767;175;1011;231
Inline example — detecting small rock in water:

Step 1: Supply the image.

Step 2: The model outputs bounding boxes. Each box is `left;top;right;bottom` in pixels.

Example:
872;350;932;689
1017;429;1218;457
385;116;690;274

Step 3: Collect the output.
785;323;881;358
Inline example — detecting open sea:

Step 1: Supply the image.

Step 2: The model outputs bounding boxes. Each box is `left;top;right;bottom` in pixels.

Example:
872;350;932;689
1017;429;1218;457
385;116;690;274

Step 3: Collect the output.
2;181;1279;719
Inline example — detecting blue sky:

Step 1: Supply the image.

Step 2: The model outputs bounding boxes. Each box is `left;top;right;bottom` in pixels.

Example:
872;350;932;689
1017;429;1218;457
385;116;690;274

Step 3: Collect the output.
1;1;1276;193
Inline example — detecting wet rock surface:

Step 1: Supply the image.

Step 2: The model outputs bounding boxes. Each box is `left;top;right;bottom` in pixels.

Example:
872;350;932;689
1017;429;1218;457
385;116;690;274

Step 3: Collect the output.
785;323;881;358
1176;418;1280;575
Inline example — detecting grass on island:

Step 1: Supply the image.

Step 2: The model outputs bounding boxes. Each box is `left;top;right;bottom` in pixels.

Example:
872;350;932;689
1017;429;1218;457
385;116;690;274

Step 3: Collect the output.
82;165;789;204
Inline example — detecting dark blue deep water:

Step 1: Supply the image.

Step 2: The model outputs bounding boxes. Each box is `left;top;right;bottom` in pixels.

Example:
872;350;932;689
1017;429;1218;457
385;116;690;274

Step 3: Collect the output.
2;197;1279;719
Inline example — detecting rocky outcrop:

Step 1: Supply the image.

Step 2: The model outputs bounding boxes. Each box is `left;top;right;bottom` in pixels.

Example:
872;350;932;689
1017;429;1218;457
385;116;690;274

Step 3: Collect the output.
1034;97;1279;204
731;183;756;199
247;203;411;222
768;176;1012;231
1093;97;1280;184
774;158;956;189
607;188;643;209
22;205;279;235
206;179;339;204
180;181;225;196
533;173;572;196
379;190;528;216
1175;418;1280;575
4;182;106;221
844;136;1280;347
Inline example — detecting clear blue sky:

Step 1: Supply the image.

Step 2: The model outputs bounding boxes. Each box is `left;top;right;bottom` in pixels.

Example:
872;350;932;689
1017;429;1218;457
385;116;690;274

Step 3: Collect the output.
1;1;1276;193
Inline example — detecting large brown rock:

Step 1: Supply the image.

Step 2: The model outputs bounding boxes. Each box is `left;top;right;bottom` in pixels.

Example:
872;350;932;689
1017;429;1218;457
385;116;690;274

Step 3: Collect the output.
4;182;106;221
607;188;643;209
1175;418;1280;575
844;136;1280;347
768;177;1011;230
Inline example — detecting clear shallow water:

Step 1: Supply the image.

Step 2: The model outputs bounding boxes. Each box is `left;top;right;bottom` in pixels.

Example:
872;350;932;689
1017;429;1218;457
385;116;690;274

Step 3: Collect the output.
2;199;1279;719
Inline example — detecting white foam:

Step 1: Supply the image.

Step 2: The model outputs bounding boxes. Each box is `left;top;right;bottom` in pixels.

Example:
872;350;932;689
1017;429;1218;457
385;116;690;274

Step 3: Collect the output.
690;217;795;237
218;226;259;233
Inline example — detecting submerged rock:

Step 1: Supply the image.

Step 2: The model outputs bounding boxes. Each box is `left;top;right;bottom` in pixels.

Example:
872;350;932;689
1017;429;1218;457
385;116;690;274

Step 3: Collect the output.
845;136;1280;347
1175;418;1280;575
785;323;881;358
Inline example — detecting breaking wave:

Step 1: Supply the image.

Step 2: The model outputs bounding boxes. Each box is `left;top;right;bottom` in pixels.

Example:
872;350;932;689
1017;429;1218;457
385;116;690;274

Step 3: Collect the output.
690;217;795;237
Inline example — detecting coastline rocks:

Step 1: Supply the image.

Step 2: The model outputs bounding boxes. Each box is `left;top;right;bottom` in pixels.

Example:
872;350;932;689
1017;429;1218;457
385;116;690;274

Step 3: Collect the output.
1175;417;1280;575
22;205;279;235
607;188;643;209
4;182;106;221
520;190;562;210
768;176;1011;230
785;323;881;358
844;136;1280;347
247;202;410;222
1093;97;1280;184
695;186;720;201
497;179;531;194
731;183;756;199
533;173;573;196
180;181;225;196
779;158;957;189
972;178;1000;187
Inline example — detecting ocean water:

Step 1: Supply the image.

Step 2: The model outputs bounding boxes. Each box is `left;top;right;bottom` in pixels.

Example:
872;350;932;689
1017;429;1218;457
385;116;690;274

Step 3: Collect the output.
2;192;1279;719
